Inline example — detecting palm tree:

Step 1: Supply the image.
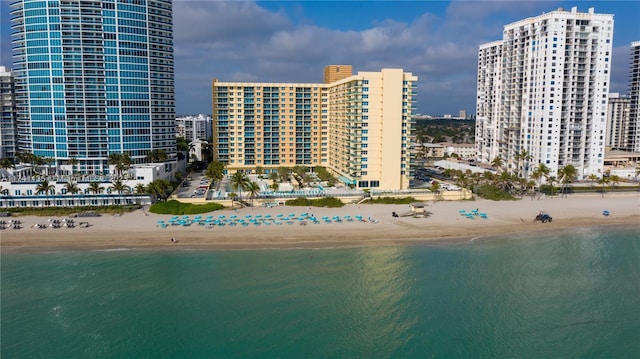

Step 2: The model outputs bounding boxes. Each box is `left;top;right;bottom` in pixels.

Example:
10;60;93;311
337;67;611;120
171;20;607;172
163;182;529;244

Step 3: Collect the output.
230;171;250;202
609;175;621;188
558;164;577;197
146;149;168;163
514;149;532;178
35;179;56;195
88;181;105;194
270;182;279;192
546;175;557;196
0;158;14;171
597;176;610;198
277;166;290;183
531;163;550;189
110;178;129;194
587;174;598;188
134;183;147;194
64;181;80;195
147;179;172;201
228;191;237;208
247;181;261;209
108;153;132;178
490;156;503;173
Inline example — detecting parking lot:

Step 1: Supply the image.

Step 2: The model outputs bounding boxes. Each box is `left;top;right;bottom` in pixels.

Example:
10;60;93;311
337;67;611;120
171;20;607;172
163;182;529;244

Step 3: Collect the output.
176;172;211;199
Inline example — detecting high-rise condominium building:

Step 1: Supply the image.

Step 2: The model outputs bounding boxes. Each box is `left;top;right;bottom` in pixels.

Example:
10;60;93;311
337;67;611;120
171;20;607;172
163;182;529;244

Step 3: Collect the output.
323;65;352;84
212;68;417;190
0;66;17;161
476;7;614;179
175;114;212;142
10;0;175;175
628;41;640;151
605;93;630;150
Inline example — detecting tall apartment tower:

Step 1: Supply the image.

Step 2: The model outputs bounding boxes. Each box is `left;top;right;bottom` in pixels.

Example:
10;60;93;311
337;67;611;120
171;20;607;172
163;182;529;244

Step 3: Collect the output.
628;41;640;151
212;68;417;190
475;7;614;179
0;66;17;161
605;93;630;150
175;114;213;142
10;0;175;175
323;65;352;84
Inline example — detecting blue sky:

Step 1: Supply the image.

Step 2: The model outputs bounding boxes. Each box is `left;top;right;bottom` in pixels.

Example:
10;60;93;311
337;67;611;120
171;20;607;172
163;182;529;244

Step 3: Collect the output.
1;1;638;116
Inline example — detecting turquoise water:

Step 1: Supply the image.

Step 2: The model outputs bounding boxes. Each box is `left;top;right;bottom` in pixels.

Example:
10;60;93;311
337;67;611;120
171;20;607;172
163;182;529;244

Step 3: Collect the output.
2;226;639;358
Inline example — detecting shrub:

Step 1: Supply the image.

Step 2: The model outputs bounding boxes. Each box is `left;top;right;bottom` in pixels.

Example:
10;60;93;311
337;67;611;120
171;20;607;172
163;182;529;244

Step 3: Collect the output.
368;196;418;204
10;204;141;216
474;185;518;201
149;200;224;215
285;196;344;208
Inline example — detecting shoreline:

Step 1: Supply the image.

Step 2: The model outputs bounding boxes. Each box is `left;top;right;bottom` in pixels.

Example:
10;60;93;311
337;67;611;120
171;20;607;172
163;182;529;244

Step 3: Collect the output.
2;193;639;252
2;222;639;254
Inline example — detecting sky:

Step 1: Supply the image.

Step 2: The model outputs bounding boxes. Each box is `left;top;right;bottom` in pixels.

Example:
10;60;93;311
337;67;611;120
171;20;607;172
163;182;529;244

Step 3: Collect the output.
1;0;638;116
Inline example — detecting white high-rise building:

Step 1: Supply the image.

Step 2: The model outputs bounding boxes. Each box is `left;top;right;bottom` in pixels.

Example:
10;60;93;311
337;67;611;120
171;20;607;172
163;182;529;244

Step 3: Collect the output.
475;7;614;179
628;41;640;151
175;115;212;142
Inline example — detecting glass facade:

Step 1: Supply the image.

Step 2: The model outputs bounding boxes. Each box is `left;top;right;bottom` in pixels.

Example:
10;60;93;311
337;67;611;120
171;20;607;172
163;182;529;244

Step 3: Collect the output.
10;0;174;174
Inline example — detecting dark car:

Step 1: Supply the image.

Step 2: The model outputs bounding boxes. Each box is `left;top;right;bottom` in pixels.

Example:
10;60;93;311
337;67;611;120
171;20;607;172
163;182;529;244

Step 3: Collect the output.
534;212;552;223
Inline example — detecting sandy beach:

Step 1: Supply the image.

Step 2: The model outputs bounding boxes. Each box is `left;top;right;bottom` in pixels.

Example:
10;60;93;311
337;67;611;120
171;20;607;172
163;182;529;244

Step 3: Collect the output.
1;192;638;251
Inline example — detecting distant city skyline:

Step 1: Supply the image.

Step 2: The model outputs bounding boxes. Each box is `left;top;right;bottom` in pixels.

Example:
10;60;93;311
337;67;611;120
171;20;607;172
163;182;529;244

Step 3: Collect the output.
1;1;638;116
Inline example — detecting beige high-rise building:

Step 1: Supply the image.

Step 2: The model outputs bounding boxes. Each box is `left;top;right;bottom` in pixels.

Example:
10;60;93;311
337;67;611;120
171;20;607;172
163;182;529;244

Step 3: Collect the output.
323;65;352;84
212;68;417;190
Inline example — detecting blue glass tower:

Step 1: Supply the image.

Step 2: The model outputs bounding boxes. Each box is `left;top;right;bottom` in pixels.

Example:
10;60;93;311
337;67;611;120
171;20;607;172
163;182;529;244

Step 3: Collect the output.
10;0;174;174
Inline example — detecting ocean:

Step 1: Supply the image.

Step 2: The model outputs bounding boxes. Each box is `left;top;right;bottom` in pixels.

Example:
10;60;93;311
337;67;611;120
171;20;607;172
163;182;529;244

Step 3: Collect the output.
2;226;639;358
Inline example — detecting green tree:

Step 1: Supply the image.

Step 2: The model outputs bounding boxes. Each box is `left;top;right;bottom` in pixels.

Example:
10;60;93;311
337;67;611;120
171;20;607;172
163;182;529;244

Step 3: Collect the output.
205;160;225;183
277;166;290;182
176;136;189;153
64;181;80;195
230;171;250;202
110;178;129;194
147;179;172;201
597;176;610;198
609;174;621;187
558;164;577;196
89;181;105;194
0;158;14;171
35;179;56;195
546;175;558;196
514;149;533;178
145;149;168;163
108;153;132;178
134;183;147;194
228;191;237;208
247;181;261;209
587;174;598;188
531;163;550;189
255;166;264;177
490;156;503;173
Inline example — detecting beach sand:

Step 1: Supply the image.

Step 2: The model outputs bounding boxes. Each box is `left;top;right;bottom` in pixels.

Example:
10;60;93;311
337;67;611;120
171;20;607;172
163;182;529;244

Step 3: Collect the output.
1;193;639;251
